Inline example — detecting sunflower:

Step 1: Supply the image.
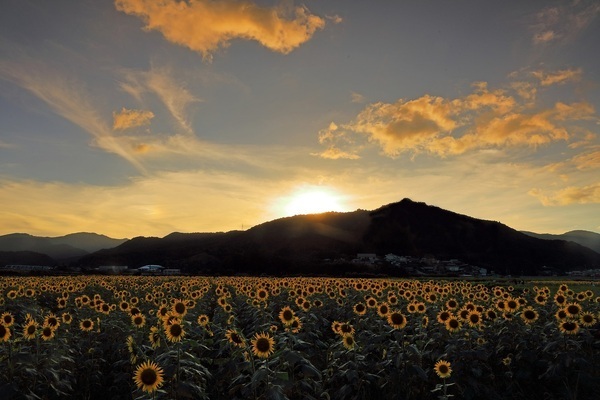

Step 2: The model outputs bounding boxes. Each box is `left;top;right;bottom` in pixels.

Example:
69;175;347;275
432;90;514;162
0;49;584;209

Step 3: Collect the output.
286;317;302;334
23;320;38;340
133;361;165;393
555;309;568;320
434;360;452;379
437;310;452;324
1;312;15;327
251;332;275;359
387;311;407;329
353;303;367;316
377;302;390;318
225;329;246;348
445;317;462;333
132;313;146;328
0;324;11;342
338;322;355;336
279;306;296;326
564;303;582;318
579;312;597;327
466;310;483;328
520;307;539;324
197;314;210;327
445;299;459;310
80;319;94;332
40;324;55;341
171;299;188;317
149;326;161;349
559;320;580;335
342;334;356;350
505;299;519;312
165;321;185;343
256;288;269;302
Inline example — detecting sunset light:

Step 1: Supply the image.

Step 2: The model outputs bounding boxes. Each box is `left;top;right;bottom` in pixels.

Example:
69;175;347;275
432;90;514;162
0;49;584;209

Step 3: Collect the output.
0;1;598;237
283;188;347;217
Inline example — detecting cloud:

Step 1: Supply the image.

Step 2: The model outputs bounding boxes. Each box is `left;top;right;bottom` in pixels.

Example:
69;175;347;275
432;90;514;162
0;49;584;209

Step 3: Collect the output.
529;183;600;206
113;107;155;130
531;68;582;86
318;75;597;158
120;66;200;134
351;91;366;104
114;0;326;60
0;140;15;149
0;59;147;173
313;146;360;160
531;1;600;45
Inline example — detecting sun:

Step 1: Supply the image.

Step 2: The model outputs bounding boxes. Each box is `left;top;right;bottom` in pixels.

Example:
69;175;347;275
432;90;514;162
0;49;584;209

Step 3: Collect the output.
283;187;346;216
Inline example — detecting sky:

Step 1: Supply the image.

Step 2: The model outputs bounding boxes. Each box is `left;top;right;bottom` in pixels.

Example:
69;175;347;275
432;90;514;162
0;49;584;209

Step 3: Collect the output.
1;0;599;239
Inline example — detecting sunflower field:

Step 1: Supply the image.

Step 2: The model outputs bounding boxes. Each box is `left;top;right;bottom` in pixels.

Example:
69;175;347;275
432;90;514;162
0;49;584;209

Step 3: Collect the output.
0;276;599;400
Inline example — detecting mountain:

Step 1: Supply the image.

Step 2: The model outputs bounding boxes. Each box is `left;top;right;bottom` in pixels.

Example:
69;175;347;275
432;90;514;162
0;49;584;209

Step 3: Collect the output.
0;251;56;267
521;230;600;253
0;232;128;261
76;199;600;276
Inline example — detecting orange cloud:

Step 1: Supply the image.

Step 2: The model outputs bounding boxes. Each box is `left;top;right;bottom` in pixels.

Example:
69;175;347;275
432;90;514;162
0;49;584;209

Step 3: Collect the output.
112;107;155;130
314;146;360;160
531;1;600;45
529;183;600;206
319;79;596;158
114;0;326;60
531;68;582;86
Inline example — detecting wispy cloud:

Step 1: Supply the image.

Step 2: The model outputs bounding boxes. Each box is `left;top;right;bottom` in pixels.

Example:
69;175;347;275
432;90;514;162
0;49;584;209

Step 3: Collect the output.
529;183;600;205
0;59;148;173
531;0;600;45
531;67;582;86
120;66;200;134
113;107;155;130
0;140;15;149
114;0;326;60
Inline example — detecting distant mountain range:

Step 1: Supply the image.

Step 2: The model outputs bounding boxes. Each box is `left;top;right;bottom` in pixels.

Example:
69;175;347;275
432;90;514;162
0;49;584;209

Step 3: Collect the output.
521;230;600;254
1;199;599;276
0;232;128;261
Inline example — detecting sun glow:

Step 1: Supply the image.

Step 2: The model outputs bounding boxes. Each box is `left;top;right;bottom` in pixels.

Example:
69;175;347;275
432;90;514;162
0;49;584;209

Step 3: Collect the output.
281;187;347;217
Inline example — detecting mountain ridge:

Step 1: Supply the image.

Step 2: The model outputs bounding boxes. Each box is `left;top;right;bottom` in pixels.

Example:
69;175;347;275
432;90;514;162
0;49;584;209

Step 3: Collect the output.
75;198;600;276
2;199;599;276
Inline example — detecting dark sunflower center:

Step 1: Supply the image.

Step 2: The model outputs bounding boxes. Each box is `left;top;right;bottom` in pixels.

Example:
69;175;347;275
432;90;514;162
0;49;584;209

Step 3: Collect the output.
83;320;92;328
170;324;182;337
524;311;536;320
231;333;242;343
439;365;449;373
470;314;480;323
42;327;52;336
567;305;579;314
283;310;294;320
140;368;158;385
175;303;186;314
583;315;593;323
48;318;58;326
27;325;36;334
256;337;271;352
449;319;459;328
563;322;577;331
379;305;388;314
134;317;143;325
341;324;352;333
391;313;404;325
0;326;7;336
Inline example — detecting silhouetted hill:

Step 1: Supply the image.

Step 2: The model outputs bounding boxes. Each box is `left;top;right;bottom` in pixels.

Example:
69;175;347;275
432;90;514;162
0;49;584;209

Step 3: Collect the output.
0;251;56;267
0;232;127;261
521;230;600;253
76;199;600;276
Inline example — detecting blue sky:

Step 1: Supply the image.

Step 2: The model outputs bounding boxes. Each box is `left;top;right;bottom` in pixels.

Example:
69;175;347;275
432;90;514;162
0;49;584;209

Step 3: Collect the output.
1;0;599;238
